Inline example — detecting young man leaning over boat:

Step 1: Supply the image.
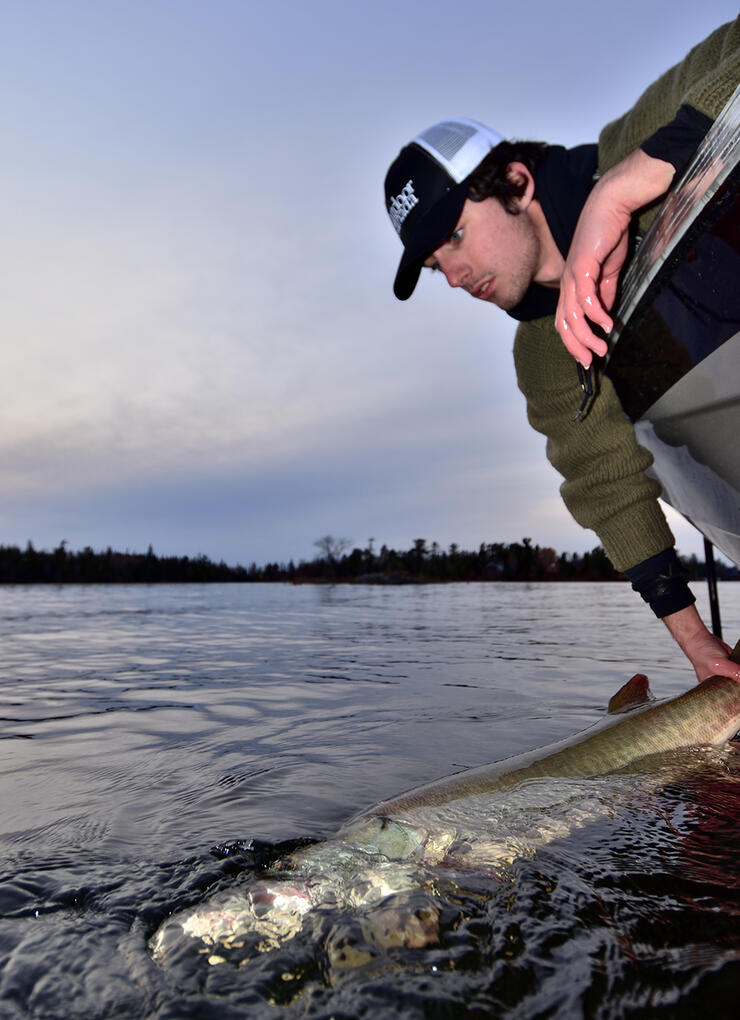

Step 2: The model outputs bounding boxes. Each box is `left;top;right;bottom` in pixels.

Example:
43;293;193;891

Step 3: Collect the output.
383;17;740;684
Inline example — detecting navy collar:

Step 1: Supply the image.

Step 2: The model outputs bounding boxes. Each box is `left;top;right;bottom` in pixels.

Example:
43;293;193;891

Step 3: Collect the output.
508;143;598;322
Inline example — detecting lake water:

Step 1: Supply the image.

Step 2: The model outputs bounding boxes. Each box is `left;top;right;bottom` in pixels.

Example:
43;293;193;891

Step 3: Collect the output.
1;581;739;1018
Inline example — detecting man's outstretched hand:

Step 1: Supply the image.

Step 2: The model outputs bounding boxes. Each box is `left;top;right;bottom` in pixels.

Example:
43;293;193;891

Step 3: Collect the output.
556;148;676;366
663;604;740;684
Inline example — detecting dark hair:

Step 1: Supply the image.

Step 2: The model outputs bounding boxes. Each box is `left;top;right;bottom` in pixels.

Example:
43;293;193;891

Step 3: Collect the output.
466;141;547;212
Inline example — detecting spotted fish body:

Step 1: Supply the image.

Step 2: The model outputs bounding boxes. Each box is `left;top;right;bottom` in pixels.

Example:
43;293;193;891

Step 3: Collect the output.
349;676;740;824
150;676;740;965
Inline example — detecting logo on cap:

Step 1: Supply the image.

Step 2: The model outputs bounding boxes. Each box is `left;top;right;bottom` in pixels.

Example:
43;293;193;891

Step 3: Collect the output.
388;180;419;236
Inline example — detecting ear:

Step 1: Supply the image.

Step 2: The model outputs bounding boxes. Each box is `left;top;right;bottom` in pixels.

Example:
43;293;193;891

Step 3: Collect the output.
505;162;535;211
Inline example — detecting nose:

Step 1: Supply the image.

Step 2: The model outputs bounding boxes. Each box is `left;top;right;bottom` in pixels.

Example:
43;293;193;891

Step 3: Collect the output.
436;253;470;289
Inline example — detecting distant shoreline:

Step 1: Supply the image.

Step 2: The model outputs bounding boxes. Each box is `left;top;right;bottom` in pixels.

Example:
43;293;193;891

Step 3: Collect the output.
0;539;735;585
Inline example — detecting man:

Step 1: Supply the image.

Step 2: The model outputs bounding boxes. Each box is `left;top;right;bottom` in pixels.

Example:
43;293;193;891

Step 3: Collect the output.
383;18;740;684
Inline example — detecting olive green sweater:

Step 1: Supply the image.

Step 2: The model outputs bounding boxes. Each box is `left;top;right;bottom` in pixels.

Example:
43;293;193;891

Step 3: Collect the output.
513;17;740;573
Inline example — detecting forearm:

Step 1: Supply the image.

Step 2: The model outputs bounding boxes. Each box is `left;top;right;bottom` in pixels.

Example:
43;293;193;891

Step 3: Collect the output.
593;147;675;219
663;603;710;653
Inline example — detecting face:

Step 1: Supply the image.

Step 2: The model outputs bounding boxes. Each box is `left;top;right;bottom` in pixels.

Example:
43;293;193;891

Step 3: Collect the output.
424;197;541;311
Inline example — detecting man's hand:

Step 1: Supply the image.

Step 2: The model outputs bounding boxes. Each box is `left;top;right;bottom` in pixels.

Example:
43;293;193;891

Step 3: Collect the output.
662;604;740;683
555;201;629;364
556;149;676;366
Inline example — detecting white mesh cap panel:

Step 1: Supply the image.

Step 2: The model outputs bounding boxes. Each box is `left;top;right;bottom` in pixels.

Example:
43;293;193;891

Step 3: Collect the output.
413;118;503;181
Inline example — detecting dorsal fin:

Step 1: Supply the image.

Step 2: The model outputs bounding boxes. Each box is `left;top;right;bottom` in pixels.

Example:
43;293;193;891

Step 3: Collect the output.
607;673;654;714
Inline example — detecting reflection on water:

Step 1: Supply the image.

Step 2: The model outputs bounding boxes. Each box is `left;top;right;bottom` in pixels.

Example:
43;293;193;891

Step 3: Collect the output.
0;581;739;1017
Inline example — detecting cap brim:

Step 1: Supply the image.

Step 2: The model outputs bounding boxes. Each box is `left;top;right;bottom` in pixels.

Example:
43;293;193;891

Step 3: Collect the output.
393;256;423;301
392;182;469;300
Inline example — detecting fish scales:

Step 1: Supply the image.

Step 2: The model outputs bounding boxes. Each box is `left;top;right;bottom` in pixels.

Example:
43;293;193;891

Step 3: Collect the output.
353;676;740;820
151;675;740;970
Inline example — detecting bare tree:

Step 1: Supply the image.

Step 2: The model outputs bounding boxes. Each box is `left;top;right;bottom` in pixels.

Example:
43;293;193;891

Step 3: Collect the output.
313;535;351;564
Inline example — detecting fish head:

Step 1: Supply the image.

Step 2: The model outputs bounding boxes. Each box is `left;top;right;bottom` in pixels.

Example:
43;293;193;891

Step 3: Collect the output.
341;813;457;865
344;815;427;860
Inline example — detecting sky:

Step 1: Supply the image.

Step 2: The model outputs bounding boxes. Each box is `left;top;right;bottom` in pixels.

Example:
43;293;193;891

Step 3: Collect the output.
0;0;736;567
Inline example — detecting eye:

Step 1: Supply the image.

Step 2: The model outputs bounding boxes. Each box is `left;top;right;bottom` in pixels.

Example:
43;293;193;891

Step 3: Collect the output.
449;227;464;244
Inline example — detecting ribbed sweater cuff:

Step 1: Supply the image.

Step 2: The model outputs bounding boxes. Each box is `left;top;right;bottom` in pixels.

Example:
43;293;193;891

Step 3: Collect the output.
640;104;712;175
625;548;696;618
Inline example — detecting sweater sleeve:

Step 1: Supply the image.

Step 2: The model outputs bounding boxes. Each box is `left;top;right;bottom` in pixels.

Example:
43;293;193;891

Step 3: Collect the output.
599;16;740;175
640;103;713;174
513;317;676;573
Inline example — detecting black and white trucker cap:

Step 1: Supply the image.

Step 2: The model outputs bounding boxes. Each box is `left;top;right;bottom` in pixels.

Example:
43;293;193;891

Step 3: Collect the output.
384;118;503;300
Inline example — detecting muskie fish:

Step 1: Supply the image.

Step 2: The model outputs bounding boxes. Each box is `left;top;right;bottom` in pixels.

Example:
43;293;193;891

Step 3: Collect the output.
150;675;740;967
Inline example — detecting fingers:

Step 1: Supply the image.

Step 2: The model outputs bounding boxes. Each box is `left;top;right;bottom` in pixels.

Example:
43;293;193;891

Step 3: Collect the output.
700;656;740;683
557;317;598;366
558;306;610;363
555;203;631;364
576;273;614;335
690;634;740;682
556;269;611;366
597;233;629;314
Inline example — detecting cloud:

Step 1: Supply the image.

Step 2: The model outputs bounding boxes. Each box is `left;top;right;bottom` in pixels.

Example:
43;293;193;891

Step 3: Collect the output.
0;0;729;568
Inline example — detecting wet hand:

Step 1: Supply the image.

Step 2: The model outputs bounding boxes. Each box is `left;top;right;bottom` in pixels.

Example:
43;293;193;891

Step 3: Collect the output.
662;604;740;683
687;633;740;684
555;196;630;366
556;148;675;367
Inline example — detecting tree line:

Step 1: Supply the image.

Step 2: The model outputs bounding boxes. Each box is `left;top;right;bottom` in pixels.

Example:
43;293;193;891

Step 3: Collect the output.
0;541;249;584
287;535;737;584
0;536;734;584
